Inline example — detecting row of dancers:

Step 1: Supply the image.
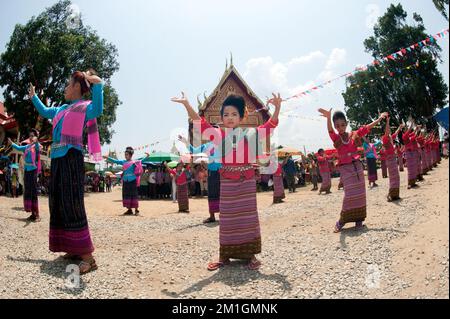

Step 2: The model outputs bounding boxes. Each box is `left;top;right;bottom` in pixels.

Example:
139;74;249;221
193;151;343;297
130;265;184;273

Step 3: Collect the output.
4;70;444;274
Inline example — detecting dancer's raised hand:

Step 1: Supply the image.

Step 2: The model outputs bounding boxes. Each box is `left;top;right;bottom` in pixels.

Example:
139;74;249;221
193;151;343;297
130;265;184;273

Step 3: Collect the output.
318;108;332;119
28;83;35;99
178;135;188;145
379;112;389;119
84;70;102;84
171;92;189;106
267;93;283;109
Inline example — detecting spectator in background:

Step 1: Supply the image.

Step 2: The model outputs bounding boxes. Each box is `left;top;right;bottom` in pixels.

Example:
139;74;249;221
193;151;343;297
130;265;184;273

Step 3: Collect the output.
148;168;156;199
298;162;306;186
139;169;149;199
156;167;164;199
309;159;319;191
163;167;172;199
11;168;19;198
282;156;297;193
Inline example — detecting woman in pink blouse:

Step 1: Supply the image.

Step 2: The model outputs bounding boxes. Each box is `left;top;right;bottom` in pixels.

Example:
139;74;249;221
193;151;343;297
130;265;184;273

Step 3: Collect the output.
318;108;388;233
172;92;281;271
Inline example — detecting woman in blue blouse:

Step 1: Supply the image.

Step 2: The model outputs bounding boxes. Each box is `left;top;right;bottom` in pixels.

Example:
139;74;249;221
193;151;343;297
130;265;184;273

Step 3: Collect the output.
8;129;41;222
29;70;103;274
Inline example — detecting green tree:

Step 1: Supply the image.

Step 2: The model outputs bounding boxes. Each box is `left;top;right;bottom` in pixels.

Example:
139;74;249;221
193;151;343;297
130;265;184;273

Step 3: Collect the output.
0;0;121;144
433;0;449;21
343;4;448;130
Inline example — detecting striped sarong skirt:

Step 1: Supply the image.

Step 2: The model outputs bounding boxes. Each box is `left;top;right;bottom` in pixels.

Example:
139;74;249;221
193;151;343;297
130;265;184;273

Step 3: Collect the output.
319;170;331;192
177;182;189;212
366;157;378;182
398;155;404;172
208;170;220;214
420;149;427;174
405;150;417;187
386;155;400;200
49;149;94;255
381;160;388;178
338;175;344;190
24;170;39;214
273;175;286;203
339;161;367;225
219;176;261;260
426;150;432;170
123;180;139;209
416;150;423;177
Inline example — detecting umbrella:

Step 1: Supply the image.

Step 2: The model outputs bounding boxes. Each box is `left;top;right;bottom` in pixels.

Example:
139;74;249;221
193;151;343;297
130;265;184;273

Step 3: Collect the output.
434;107;449;131
192;153;209;158
9;163;19;169
167;161;178;168
104;171;115;177
276;147;303;157
141;152;180;163
179;153;192;163
194;157;208;164
85;171;98;175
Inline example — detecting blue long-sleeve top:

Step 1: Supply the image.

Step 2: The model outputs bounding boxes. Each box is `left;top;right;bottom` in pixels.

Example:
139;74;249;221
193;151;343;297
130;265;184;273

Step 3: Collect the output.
363;140;381;159
188;142;222;172
107;157;144;182
283;158;296;174
31;83;104;159
11;143;39;171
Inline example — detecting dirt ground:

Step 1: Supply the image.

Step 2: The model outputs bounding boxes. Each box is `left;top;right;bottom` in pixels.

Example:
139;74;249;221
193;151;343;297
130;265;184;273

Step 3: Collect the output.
0;159;448;299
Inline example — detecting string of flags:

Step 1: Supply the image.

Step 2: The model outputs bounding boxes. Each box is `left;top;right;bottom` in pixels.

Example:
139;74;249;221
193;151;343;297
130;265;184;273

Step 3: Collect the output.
347;59;428;89
282;28;449;101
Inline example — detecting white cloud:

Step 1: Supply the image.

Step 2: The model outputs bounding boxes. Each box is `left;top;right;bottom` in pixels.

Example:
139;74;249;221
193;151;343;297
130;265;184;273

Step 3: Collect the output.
325;48;347;70
244;57;289;95
242;49;348;150
287;51;326;67
244;48;347;98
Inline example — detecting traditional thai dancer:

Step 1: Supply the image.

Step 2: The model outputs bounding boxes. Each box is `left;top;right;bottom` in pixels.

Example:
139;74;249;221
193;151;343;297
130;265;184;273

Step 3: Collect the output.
272;162;286;203
379;147;388;179
179;135;221;222
317;149;332;194
382;117;403;202
412;127;425;182
8;129;41;222
337;176;344;190
433;134;440;166
395;143;405;172
164;161;190;213
106;147;143;216
171;92;281;271
402;125;419;189
318;107;387;233
362;138;381;188
416;131;428;177
424;134;432;172
29;70;103;274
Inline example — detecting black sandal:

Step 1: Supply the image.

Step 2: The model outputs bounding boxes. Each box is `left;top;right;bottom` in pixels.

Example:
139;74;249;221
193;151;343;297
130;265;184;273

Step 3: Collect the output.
203;217;216;224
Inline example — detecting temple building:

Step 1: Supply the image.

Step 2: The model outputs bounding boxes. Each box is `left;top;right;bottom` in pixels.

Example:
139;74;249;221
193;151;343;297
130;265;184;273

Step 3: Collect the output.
189;59;272;150
0;101;19;146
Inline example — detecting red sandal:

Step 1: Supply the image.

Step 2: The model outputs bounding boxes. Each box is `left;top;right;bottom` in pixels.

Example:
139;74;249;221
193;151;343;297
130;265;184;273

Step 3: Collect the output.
207;260;230;271
248;259;261;271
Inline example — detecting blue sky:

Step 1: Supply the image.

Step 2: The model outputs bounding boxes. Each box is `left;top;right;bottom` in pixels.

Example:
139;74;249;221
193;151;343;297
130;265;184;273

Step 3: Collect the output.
0;0;448;159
